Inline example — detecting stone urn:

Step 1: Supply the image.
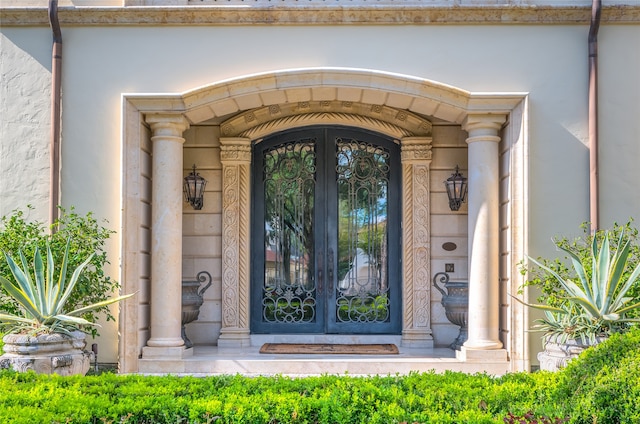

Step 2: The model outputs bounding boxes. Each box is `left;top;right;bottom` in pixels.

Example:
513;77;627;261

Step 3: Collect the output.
181;270;212;348
537;335;605;371
0;331;91;376
433;272;468;350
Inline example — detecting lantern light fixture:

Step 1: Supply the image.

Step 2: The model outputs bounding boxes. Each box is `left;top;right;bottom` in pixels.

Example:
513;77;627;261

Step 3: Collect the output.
183;164;207;210
444;165;468;211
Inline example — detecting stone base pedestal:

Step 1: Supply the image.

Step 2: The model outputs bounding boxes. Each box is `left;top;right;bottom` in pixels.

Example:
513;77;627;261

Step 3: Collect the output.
217;328;251;349
401;329;434;348
456;346;508;362
142;345;193;359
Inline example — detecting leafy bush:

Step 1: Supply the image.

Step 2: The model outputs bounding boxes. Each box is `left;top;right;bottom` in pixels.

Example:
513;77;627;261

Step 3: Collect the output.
553;327;640;424
0;207;119;337
4;335;637;424
0;370;562;423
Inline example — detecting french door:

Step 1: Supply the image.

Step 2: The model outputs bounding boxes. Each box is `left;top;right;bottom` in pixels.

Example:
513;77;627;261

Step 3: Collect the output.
251;126;401;334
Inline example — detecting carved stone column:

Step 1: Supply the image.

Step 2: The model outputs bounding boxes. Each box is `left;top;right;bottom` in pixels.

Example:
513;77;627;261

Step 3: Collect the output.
142;113;191;358
218;137;252;348
458;114;508;361
400;137;434;348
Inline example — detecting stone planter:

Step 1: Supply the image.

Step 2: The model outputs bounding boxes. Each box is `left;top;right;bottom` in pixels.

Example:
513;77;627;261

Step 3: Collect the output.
433;272;468;350
0;331;91;376
181;270;212;348
537;335;605;371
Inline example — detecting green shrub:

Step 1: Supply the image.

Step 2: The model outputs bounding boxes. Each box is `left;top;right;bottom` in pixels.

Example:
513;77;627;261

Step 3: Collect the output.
554;327;640;423
0;207;118;337
0;370;564;423
6;331;636;424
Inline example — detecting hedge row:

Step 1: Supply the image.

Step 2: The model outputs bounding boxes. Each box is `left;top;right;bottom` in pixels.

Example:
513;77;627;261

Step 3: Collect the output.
0;329;638;424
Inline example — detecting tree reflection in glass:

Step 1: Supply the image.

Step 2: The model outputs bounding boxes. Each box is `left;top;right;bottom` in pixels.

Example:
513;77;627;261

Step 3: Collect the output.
262;140;316;323
336;137;390;323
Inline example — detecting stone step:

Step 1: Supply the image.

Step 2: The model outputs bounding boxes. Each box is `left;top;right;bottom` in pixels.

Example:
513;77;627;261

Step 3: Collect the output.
136;345;510;376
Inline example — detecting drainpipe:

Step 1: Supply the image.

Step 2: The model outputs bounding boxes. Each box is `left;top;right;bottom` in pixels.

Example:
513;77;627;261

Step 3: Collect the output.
588;0;601;233
49;0;62;229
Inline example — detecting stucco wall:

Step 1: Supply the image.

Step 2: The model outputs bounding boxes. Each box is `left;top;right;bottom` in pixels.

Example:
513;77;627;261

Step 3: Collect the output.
1;17;639;364
0;28;51;222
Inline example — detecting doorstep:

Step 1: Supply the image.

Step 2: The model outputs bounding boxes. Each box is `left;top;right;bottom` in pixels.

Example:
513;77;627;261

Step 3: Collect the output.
136;344;510;376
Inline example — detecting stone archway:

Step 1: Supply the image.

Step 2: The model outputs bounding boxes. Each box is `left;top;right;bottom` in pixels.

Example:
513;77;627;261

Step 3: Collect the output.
122;68;528;373
216;103;435;348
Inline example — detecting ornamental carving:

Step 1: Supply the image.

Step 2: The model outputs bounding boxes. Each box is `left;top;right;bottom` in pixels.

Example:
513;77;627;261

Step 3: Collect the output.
220;101;432;139
401;137;433;162
220;138;252;332
221;165;240;328
402;157;432;335
220;144;252;163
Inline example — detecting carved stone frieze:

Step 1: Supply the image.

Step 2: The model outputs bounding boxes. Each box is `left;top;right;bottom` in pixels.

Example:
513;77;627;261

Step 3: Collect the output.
220;101;432;140
401;137;433;162
220;137;252;163
220;145;252;163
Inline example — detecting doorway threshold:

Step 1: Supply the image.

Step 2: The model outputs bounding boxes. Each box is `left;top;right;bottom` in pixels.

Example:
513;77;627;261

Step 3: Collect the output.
136;344;510;376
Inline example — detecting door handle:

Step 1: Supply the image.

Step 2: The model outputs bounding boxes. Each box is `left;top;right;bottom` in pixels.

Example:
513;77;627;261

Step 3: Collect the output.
317;251;323;295
328;248;334;293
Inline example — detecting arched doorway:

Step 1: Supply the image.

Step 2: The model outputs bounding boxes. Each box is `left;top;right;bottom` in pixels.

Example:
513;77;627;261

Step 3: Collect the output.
124;68;527;373
251;126;402;334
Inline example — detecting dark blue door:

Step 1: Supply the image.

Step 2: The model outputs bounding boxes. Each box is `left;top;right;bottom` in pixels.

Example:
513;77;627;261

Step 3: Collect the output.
251;126;401;334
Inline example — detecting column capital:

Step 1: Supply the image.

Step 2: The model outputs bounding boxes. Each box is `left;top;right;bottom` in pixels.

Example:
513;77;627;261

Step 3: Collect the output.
462;114;507;136
401;136;433;163
145;113;190;137
220;137;252;164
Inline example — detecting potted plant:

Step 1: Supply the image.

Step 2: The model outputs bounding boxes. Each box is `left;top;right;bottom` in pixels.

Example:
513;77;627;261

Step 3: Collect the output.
0;239;132;375
521;223;640;371
0;208;121;338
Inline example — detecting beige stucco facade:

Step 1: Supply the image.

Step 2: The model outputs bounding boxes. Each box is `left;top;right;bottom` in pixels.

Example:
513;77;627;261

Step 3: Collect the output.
1;1;639;374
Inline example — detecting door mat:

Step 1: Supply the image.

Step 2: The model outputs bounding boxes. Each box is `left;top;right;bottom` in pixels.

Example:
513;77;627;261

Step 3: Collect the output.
259;343;399;355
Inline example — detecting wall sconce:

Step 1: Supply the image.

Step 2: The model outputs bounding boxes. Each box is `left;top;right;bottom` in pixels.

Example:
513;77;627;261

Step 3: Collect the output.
183;164;207;210
444;165;468;211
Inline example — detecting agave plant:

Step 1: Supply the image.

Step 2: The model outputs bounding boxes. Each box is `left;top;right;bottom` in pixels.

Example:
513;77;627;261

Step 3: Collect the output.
526;230;640;343
532;308;607;344
0;239;132;336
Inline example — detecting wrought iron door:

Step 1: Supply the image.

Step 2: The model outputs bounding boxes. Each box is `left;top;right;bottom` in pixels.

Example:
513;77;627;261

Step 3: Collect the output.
251;127;401;334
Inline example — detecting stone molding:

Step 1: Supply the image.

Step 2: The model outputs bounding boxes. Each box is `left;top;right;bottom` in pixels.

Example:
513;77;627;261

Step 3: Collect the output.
462;114;508;140
2;5;639;26
220;102;432;140
146;113;190;137
127;69;527;129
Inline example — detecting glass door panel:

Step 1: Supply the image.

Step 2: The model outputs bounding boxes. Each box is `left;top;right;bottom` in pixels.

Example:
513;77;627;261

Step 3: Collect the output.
258;137;320;331
334;137;390;324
